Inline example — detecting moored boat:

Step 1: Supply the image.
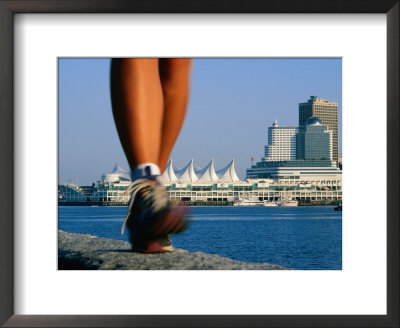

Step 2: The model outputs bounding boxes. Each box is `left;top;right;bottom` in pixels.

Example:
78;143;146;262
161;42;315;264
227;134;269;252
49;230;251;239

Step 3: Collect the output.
233;198;264;206
276;192;298;206
263;201;278;207
276;200;298;207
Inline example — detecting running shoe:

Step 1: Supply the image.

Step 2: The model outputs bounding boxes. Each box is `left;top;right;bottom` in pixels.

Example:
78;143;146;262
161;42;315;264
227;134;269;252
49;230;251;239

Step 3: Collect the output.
121;178;190;253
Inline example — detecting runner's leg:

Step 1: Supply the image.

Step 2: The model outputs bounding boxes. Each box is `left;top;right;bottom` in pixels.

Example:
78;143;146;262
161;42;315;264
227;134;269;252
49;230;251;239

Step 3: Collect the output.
158;58;192;171
110;58;190;253
110;58;163;170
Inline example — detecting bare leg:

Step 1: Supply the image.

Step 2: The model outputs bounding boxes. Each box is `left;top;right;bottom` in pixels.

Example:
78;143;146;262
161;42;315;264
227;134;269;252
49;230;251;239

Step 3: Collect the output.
110;58;191;253
110;58;163;170
158;58;192;171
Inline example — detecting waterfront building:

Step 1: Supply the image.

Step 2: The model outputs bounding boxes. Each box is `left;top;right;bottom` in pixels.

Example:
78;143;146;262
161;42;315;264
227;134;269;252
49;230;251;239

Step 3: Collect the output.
246;159;340;180
58;184;92;203
245;160;342;202
299;96;339;163
244;110;341;204
59;158;342;205
264;119;298;161
58;163;130;204
296;116;333;161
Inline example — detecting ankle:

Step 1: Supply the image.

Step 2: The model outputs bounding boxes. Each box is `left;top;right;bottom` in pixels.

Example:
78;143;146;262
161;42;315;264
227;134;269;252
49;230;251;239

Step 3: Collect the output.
131;163;161;181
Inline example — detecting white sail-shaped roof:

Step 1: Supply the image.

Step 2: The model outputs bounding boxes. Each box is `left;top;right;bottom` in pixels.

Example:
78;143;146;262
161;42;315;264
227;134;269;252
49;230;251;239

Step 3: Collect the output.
194;161;208;177
198;159;219;182
112;163;131;179
217;159;240;182
175;160;202;177
159;160;178;183
178;159;199;183
103;163;131;182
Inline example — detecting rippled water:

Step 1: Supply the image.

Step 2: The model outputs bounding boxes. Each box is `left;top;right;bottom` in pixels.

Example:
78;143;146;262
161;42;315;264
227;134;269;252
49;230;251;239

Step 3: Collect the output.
58;206;342;270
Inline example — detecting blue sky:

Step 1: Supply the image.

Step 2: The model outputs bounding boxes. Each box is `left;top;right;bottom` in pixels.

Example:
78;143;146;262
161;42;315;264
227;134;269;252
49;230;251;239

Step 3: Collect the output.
59;58;342;185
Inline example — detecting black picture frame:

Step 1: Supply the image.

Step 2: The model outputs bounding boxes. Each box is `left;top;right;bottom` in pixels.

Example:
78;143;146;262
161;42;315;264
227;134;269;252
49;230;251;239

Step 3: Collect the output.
0;1;398;327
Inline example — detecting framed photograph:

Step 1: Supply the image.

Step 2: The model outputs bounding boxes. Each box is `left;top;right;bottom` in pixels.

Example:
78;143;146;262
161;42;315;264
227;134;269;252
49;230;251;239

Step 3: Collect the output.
58;57;343;271
1;0;398;327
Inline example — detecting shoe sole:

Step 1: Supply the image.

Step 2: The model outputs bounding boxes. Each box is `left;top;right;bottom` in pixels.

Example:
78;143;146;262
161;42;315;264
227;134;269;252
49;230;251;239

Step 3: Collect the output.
132;240;174;254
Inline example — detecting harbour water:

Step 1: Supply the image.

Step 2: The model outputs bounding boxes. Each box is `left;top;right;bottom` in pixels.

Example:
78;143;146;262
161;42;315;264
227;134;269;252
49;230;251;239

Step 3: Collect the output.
58;206;342;270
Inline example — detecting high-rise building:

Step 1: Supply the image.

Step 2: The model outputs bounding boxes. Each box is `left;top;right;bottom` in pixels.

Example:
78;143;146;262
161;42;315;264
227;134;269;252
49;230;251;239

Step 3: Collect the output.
296;117;333;161
299;96;338;163
264;119;298;162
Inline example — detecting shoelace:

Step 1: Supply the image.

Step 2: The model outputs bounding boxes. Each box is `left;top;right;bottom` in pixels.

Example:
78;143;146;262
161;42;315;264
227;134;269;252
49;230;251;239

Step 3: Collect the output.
121;178;169;234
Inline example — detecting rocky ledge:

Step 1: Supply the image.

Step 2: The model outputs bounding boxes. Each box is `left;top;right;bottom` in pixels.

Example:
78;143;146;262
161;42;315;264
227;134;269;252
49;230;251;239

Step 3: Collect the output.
58;230;288;270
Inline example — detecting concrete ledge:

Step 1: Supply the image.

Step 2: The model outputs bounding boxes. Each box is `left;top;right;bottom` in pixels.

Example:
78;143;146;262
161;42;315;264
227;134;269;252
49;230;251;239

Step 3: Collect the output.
58;230;288;270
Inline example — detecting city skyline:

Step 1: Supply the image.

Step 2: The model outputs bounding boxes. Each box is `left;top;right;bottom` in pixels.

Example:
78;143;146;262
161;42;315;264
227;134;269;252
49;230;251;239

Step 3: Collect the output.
59;58;342;185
